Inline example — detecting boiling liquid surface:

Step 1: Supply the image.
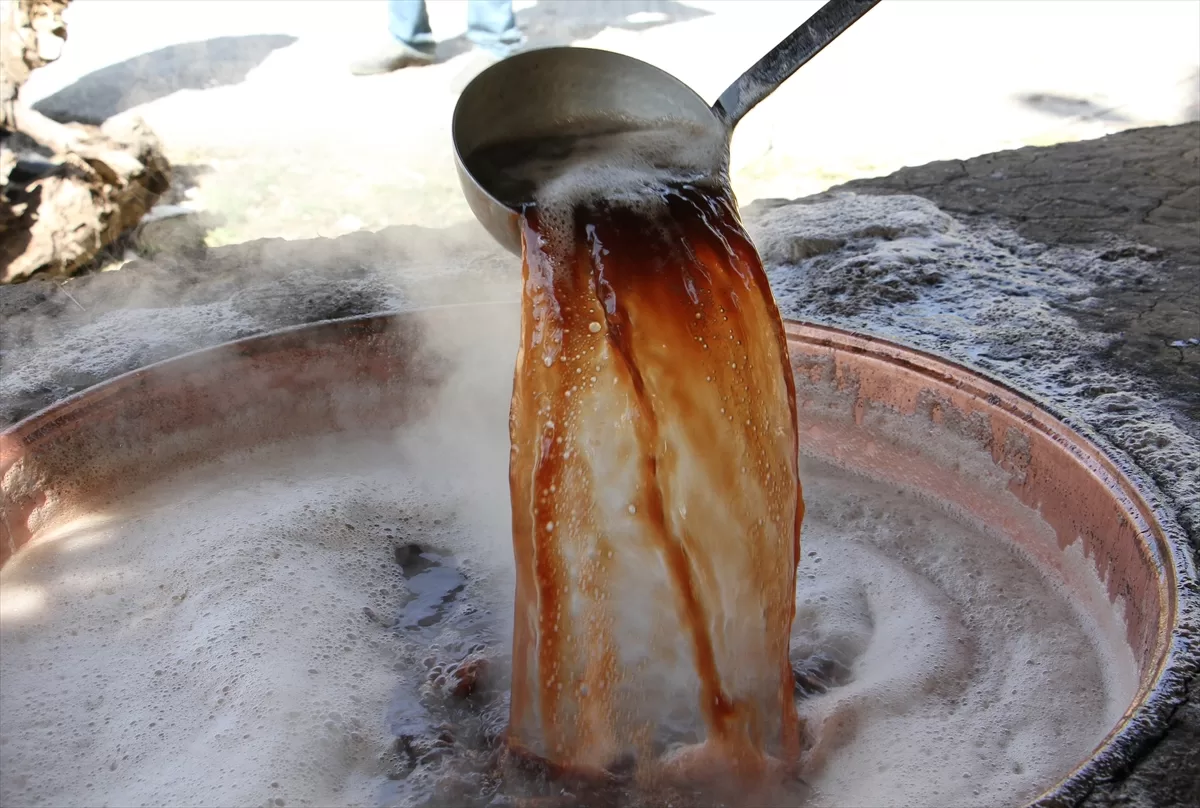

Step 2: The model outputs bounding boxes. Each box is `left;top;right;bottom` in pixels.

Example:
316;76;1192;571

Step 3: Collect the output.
0;435;514;808
481;114;1123;802
0;429;1118;808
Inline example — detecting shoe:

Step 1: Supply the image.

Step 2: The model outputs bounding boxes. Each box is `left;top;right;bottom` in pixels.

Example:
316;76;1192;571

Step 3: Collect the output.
350;39;435;76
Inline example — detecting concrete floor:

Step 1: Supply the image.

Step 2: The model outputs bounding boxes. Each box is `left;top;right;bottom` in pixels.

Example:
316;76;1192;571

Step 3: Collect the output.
20;0;1200;247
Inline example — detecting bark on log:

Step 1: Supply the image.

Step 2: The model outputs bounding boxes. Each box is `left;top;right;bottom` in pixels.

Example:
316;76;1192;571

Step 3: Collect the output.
1;0;171;284
1;0;69;123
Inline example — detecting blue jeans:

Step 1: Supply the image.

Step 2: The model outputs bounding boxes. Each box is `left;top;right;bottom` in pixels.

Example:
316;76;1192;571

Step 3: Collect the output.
388;0;522;57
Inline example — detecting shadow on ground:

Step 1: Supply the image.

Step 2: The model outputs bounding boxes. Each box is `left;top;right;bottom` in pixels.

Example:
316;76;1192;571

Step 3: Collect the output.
1014;91;1134;124
32;34;299;125
437;0;710;61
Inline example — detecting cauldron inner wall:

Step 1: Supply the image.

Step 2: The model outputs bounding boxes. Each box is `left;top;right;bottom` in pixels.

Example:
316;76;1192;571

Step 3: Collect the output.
1;317;441;563
785;325;1165;697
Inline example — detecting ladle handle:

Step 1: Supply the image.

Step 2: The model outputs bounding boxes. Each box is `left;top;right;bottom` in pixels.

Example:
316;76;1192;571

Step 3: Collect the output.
711;0;881;130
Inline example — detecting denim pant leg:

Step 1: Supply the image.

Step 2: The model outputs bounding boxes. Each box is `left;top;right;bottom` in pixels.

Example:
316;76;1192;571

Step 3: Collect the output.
466;0;523;56
388;0;436;51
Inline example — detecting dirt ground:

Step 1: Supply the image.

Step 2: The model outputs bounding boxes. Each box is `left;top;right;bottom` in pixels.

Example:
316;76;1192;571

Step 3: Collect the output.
18;0;1200;249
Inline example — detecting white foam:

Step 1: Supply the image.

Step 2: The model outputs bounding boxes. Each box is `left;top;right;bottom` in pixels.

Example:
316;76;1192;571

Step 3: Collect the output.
533;117;726;211
0;435;510;808
1058;537;1141;725
0;438;1122;808
475;115;728;259
795;461;1119;807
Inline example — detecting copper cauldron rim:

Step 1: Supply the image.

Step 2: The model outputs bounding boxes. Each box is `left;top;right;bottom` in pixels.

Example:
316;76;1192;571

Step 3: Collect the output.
1;303;1196;808
774;319;1197;806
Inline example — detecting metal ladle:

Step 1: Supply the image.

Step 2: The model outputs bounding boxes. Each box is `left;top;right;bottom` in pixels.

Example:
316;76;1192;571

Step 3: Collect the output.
452;0;881;256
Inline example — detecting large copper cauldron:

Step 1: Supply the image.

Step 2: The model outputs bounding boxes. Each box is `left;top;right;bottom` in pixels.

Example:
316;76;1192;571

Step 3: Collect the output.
1;304;1195;806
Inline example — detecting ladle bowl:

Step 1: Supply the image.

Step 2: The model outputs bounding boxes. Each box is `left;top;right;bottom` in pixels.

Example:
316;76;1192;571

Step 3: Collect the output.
1;304;1196;806
452;46;719;256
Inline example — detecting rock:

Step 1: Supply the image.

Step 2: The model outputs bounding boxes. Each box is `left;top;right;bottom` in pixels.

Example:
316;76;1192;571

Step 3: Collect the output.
838;122;1200;415
1;1;171;283
133;204;216;258
1;112;171;282
0;1;70;117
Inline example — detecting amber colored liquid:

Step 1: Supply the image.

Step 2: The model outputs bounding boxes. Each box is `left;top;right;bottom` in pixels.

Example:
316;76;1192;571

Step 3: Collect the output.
506;178;804;788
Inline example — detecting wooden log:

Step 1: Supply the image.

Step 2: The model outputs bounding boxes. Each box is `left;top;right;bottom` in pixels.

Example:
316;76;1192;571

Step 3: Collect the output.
1;0;171;283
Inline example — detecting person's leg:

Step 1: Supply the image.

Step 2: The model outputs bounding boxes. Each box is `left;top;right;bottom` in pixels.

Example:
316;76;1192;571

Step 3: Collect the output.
387;0;436;52
465;0;523;57
350;0;435;75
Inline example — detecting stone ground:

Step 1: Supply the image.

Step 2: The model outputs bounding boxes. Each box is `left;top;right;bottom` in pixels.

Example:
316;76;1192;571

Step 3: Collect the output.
841;124;1200;421
2;1;1199;805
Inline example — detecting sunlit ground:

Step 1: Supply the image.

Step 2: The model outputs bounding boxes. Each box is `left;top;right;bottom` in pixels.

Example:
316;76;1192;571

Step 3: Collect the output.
19;0;1200;248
